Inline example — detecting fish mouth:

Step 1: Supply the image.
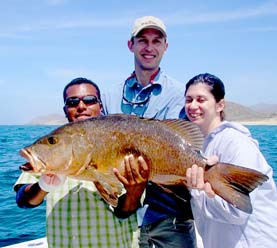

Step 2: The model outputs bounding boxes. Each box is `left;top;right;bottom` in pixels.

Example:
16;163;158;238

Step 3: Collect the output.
19;148;47;173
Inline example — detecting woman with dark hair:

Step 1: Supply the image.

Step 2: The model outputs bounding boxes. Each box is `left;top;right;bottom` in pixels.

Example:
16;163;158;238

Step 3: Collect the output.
184;73;277;248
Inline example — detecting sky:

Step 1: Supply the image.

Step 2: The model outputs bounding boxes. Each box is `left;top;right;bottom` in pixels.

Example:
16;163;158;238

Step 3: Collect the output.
1;0;277;125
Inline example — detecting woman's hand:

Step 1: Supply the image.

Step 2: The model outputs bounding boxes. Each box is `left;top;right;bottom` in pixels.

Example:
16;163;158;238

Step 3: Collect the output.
186;156;218;198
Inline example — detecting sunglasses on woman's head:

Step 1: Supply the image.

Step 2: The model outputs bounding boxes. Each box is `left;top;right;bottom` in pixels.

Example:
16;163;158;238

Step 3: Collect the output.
65;95;100;107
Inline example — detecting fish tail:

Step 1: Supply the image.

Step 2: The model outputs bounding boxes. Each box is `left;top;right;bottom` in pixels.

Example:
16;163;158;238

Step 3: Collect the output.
204;162;268;213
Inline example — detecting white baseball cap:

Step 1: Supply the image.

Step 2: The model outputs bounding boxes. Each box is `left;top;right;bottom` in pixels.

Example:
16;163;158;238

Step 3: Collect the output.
131;16;167;38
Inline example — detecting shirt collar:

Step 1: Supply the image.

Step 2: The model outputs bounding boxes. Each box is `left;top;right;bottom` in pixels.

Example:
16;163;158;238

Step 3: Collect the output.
125;68;161;88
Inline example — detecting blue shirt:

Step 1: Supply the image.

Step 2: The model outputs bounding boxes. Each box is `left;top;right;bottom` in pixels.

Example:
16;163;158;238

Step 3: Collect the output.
102;70;185;119
102;70;192;225
191;121;277;248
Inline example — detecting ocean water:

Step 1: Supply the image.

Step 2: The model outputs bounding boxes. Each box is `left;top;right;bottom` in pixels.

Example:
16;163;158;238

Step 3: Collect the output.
0;125;276;247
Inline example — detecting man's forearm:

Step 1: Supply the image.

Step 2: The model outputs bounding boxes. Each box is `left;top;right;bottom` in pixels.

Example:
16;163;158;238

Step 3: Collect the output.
113;191;142;218
16;183;47;208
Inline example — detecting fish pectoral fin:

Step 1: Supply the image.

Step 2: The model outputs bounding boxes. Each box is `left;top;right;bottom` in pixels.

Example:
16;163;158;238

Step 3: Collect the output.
150;174;187;198
149;179;189;203
151;174;187;186
93;173;125;207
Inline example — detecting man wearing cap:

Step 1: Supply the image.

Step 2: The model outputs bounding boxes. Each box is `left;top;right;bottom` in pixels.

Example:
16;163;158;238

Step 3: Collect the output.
102;16;196;248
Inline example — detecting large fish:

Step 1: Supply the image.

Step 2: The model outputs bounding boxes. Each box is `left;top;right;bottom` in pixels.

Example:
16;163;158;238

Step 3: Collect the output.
20;114;268;213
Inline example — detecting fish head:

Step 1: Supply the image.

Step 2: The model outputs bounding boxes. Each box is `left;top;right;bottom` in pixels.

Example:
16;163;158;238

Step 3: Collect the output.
19;125;93;175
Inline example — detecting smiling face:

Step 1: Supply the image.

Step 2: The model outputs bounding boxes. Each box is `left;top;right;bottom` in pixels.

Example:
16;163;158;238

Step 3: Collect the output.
185;83;225;136
128;28;168;74
64;83;102;122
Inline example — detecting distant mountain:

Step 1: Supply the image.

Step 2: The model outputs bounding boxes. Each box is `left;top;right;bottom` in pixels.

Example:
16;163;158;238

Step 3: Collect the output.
225;101;265;121
249;103;277;117
27;114;67;125
26;102;277;125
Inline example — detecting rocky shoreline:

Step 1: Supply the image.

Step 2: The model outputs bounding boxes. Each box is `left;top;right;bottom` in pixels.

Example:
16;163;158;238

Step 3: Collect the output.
26;101;277;126
26;116;277;126
238;117;277;126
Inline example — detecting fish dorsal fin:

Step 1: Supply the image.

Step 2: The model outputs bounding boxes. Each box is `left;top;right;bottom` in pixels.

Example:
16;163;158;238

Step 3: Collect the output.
161;119;204;150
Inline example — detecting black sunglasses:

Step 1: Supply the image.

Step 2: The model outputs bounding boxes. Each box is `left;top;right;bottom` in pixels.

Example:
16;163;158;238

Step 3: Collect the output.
122;83;151;105
65;95;100;107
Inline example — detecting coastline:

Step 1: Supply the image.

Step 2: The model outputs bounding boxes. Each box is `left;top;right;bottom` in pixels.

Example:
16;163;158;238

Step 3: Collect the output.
237;117;277;126
22;119;277;126
26;117;277;126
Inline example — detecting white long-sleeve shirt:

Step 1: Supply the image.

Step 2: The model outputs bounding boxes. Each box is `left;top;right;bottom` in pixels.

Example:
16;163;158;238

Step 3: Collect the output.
191;121;277;248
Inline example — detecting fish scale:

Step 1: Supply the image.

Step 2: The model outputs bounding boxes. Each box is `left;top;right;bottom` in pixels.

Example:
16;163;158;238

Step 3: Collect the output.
20;114;268;213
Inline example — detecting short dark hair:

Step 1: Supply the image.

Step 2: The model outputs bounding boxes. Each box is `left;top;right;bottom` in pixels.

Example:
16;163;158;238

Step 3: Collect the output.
63;77;102;103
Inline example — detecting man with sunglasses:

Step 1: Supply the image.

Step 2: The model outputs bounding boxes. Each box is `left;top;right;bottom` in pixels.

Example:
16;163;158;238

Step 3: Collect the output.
63;77;103;122
102;16;196;248
14;77;145;247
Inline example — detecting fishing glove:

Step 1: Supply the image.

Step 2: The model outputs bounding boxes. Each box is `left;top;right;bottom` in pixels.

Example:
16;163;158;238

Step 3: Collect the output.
38;174;66;192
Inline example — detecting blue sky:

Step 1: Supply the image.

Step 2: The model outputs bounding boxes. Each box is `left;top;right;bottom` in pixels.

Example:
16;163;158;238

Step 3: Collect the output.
1;0;277;124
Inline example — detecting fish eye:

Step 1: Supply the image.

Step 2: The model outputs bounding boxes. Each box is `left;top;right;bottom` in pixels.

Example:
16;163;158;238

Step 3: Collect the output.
48;136;58;145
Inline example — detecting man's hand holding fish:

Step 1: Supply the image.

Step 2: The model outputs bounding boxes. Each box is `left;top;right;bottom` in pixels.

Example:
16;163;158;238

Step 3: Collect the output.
113;154;149;215
38;174;66;192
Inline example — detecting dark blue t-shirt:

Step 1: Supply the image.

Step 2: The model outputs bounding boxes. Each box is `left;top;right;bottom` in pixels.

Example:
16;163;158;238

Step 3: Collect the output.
142;182;193;225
